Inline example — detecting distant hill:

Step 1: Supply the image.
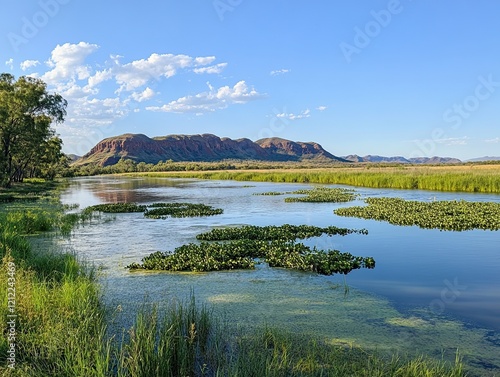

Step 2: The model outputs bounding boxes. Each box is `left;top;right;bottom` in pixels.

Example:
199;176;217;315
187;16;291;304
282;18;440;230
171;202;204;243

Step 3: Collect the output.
75;133;348;166
466;156;500;162
66;154;81;162
342;155;461;164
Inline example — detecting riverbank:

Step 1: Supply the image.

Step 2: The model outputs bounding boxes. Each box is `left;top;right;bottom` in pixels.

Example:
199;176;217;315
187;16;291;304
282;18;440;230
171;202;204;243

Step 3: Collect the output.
123;164;500;193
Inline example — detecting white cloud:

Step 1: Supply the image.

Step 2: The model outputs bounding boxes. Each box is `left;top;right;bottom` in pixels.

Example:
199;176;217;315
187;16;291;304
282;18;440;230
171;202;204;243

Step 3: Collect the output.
193;63;228;74
276;109;311;120
20;60;40;71
5;59;14;70
113;53;223;92
433;137;469;146
146;81;264;113
485;137;500;143
42;42;99;84
316;106;327;111
270;69;291;76
131;87;156;102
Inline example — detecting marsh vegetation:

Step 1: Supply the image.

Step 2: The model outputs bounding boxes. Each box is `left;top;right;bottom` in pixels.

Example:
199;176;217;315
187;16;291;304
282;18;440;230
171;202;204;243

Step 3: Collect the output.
83;202;224;219
129;224;374;275
335;197;500;231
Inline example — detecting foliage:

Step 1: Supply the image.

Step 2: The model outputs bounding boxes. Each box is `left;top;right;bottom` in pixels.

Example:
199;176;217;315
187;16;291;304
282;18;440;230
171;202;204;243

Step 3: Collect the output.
83;203;147;214
335;197;500;231
145;203;223;218
129;224;373;275
285;187;359;203
0;73;67;187
83;202;224;218
253;191;284;196
196;224;368;241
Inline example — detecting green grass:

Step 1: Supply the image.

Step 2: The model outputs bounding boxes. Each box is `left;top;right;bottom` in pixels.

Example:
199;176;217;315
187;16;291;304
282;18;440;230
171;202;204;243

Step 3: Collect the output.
130;165;500;193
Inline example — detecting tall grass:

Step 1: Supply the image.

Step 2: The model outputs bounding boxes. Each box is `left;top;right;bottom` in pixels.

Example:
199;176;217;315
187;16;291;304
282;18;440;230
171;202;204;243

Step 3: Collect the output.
132;166;500;193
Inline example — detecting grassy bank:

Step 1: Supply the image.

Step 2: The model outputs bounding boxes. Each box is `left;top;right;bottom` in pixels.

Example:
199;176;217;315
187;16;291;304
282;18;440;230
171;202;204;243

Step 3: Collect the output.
126;164;500;193
0;181;467;376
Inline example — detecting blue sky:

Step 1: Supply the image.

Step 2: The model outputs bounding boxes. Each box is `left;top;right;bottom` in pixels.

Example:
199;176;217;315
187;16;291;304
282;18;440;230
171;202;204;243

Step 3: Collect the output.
1;0;499;160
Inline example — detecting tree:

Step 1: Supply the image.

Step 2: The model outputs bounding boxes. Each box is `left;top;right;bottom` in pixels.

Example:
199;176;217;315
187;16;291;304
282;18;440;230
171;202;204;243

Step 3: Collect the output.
0;73;67;187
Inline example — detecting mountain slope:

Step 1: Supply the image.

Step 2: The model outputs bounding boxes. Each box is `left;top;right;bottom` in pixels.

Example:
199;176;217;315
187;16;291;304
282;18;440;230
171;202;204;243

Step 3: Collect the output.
75;133;347;166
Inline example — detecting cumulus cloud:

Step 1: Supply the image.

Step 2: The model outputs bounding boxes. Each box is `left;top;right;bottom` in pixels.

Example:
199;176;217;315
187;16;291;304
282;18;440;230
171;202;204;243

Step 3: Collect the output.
131;87;156;102
20;60;40;71
42;42;99;84
21;42;252;153
5;59;14;70
146;81;264;113
276;109;311;120
270;69;291;76
316;106;327;111
485;137;500;143
193;63;228;74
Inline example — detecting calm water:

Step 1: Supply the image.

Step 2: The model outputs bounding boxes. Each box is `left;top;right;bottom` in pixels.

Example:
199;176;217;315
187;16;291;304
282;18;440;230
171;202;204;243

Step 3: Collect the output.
55;176;500;376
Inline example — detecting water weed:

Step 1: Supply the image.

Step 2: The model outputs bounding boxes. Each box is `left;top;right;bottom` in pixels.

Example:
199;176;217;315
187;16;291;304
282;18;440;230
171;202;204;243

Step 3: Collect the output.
335;197;500;231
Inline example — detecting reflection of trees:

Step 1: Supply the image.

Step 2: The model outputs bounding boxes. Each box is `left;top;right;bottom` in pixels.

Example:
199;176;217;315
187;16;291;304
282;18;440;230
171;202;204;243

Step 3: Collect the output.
91;178;187;203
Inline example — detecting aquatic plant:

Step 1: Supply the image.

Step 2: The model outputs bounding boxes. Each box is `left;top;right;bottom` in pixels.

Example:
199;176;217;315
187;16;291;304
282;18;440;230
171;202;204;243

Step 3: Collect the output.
128;238;375;276
196;224;368;241
144;203;223;218
285;187;359;203
83;202;147;213
83;202;224;219
335;197;500;231
253;191;284;196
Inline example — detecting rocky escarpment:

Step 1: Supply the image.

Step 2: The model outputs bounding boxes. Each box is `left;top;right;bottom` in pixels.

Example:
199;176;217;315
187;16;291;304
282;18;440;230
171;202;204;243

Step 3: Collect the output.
76;133;346;166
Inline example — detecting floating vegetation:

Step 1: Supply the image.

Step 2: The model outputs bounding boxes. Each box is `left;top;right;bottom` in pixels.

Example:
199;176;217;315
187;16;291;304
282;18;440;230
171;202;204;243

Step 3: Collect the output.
196;224;368;241
83;203;147;213
83;202;223;218
334;197;500;231
129;224;373;275
128;239;375;275
144;203;223;218
285;187;359;203
253;191;284;196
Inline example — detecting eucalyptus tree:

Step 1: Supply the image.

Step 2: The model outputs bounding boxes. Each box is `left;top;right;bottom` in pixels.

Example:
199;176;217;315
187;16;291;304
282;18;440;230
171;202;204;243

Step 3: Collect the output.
0;73;67;187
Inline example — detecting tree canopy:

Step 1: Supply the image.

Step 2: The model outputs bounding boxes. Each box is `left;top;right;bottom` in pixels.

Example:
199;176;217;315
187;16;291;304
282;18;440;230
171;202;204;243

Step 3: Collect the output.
0;73;67;187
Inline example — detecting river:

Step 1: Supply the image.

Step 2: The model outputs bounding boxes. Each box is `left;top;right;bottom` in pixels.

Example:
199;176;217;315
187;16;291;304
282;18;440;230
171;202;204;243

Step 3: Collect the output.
56;176;500;376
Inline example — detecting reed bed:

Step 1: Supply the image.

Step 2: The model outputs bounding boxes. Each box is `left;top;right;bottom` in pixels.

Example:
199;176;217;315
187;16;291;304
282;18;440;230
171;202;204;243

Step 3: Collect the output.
131;165;500;193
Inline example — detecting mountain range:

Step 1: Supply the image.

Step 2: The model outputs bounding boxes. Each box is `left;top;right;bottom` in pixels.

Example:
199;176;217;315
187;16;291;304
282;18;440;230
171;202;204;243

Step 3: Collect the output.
73;133;497;166
342;155;462;164
75;133;348;166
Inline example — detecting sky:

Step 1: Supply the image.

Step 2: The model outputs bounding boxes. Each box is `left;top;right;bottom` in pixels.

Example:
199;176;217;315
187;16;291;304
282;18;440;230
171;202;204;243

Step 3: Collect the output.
1;0;499;160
